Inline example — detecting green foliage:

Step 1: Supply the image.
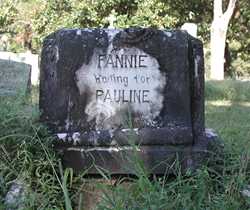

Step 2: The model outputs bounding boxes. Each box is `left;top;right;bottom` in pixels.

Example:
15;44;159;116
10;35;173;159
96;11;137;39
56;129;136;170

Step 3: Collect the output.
205;80;250;101
0;0;18;33
228;0;250;77
0;93;74;209
31;0;213;47
0;0;249;76
230;39;250;77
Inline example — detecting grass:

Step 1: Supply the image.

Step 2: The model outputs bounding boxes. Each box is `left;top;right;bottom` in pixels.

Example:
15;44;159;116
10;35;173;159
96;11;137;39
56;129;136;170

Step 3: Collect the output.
0;80;250;210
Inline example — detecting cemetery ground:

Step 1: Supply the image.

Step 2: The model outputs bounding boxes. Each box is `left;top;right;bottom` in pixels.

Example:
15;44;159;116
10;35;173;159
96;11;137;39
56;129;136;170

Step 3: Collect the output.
0;80;250;210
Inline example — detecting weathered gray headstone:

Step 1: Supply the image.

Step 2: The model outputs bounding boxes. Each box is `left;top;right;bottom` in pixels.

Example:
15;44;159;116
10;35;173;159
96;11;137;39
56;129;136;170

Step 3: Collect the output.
0;51;39;85
40;28;220;174
0;59;31;96
181;23;198;38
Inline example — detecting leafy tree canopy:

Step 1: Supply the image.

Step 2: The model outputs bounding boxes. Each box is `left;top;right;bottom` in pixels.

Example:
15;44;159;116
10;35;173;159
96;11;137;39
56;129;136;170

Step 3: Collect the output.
0;0;249;75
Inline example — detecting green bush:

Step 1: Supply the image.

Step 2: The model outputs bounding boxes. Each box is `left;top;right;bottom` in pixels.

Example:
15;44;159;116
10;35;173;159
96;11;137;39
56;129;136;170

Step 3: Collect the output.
205;80;250;101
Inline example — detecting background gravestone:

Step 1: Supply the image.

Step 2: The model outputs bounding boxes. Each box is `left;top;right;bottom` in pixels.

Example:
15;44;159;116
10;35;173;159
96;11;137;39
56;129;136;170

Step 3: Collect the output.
0;51;39;85
181;23;198;38
40;28;220;174
0;59;31;96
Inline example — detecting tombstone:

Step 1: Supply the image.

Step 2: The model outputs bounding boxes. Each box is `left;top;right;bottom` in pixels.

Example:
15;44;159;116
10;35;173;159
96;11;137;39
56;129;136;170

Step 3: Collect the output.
181;23;198;38
0;51;39;85
40;28;220;174
107;10;116;29
0;34;9;51
0;59;31;96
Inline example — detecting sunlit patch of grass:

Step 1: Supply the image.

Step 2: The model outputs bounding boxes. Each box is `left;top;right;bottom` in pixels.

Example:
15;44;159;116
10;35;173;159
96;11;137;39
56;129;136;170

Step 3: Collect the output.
207;100;250;107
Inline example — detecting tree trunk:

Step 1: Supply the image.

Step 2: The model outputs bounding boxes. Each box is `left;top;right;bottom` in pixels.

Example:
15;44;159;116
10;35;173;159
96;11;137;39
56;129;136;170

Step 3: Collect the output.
210;20;227;80
210;0;237;80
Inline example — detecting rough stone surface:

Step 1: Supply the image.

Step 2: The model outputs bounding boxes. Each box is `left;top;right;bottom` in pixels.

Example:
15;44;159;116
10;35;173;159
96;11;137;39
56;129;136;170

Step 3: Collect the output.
0;59;31;96
241;185;250;198
59;128;221;174
40;27;219;174
4;180;26;210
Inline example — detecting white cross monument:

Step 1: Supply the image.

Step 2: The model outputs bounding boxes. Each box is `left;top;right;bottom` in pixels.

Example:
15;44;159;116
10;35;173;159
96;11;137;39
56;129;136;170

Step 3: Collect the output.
107;11;116;29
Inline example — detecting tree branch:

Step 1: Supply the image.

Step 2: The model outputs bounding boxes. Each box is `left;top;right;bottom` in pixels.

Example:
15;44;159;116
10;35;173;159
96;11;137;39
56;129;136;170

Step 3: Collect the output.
213;0;223;18
224;0;237;22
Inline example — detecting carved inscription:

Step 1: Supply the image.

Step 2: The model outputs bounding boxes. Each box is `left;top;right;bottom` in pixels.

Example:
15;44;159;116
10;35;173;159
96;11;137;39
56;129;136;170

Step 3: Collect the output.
76;47;166;129
98;54;148;68
95;54;151;104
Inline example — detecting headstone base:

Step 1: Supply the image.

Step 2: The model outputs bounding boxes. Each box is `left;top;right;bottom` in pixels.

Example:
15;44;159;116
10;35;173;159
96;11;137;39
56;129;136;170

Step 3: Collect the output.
56;129;223;174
